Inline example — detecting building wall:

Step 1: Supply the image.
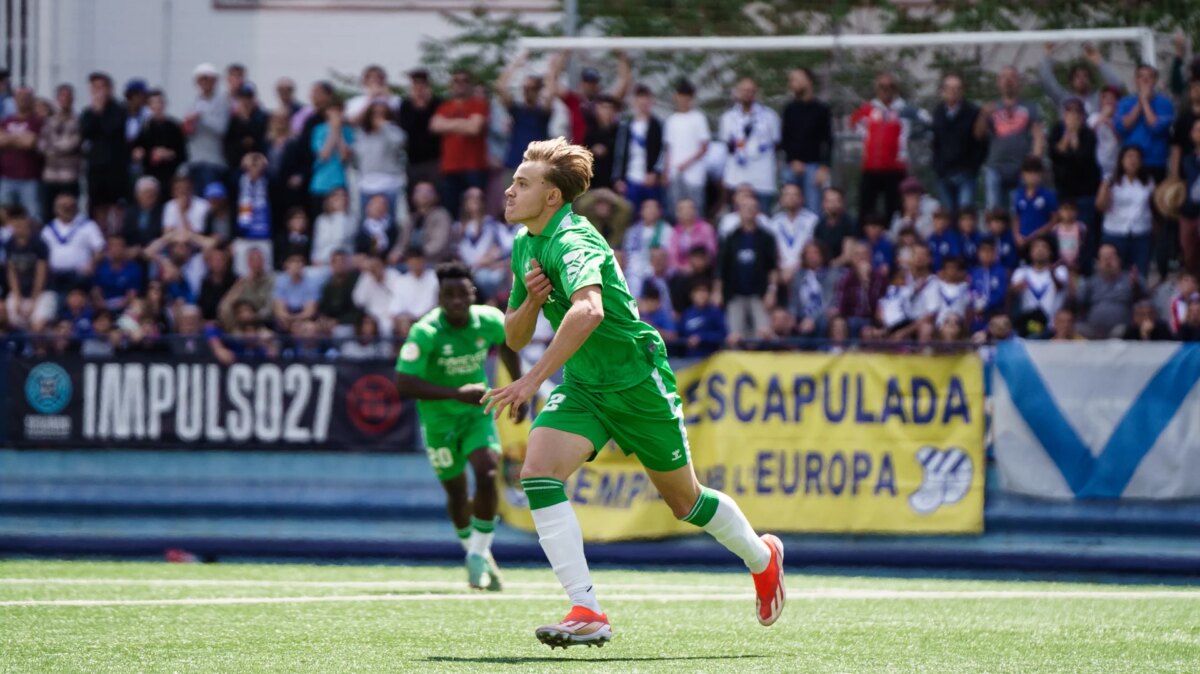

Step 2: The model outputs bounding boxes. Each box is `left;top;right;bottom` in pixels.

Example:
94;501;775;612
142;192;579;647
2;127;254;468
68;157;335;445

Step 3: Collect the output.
31;0;558;113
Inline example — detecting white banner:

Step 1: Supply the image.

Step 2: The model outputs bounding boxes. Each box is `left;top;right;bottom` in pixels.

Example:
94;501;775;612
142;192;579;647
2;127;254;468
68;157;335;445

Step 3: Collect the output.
992;340;1200;500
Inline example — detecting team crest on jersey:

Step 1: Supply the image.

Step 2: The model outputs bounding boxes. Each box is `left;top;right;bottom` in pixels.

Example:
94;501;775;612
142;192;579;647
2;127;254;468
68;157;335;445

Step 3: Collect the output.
475;337;486;349
400;343;420;362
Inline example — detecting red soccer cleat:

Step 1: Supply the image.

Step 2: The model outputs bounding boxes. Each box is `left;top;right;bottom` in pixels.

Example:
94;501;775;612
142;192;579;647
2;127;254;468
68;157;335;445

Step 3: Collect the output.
535;605;612;649
752;534;786;626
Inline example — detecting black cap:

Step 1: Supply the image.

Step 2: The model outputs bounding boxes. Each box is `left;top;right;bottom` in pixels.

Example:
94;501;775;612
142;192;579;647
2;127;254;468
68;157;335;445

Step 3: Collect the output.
675;78;696;96
407;67;430;81
581;67;601;83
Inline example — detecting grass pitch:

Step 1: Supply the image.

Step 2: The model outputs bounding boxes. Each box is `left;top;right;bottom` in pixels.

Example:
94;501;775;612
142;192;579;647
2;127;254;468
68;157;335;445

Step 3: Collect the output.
0;560;1197;673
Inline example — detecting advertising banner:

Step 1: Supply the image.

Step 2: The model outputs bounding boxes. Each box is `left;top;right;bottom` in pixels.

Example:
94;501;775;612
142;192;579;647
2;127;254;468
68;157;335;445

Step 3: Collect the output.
11;355;416;451
498;351;986;540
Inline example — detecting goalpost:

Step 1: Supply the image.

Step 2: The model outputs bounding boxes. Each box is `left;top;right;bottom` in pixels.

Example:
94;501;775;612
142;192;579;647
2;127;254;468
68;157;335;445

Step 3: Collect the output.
518;27;1157;68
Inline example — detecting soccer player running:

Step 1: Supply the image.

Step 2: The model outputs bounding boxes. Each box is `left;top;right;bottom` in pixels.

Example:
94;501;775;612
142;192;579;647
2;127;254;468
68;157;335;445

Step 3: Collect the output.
483;138;785;648
395;260;526;591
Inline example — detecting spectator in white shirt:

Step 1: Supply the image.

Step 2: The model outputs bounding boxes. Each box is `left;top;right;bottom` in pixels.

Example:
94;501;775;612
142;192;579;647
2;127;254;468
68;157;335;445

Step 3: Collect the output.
346;64;402;124
1010;237;1070;337
719;77;781;212
183;63;230;197
718;184;773;238
311;189;354;267
1088;86;1123;180
41;192;105;294
456;187;505;300
663;79;711;216
770;182;819;285
162;175;210;235
351;252;405;338
393;247;439;337
612;84;664;213
1097;145;1155;278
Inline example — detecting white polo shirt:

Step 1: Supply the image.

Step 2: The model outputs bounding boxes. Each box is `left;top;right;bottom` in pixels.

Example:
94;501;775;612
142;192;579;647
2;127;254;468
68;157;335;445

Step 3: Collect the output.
41;216;105;275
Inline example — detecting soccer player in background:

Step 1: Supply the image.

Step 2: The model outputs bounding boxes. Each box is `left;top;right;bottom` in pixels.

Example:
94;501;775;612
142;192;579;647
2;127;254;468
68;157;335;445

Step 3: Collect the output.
395;261;526;591
483;138;785;649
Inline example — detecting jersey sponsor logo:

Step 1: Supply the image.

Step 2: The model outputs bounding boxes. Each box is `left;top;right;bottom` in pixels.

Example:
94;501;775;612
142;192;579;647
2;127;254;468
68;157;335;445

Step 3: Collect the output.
400;343;421;362
346;373;403;435
437;351;489;377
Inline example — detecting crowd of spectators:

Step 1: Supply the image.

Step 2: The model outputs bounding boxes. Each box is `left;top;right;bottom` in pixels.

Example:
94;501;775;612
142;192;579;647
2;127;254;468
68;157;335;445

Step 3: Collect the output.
3;39;1200;364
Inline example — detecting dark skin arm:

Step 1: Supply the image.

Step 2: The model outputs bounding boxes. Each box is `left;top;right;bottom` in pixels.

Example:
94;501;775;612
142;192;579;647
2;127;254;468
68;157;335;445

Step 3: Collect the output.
395;373;487;405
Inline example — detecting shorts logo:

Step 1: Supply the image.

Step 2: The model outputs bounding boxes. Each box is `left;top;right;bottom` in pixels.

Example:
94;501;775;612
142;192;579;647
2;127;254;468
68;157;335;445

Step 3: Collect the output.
25;363;72;414
909;446;973;515
671;449;682;462
346;374;403;435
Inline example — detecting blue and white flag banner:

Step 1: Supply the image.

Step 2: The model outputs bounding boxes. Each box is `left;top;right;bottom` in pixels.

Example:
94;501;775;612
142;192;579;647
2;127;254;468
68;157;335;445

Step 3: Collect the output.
993;341;1200;500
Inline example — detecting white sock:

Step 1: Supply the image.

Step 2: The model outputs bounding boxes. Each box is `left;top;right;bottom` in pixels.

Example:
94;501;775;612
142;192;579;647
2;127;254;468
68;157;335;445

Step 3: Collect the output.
460;538;470;552
467;529;494;557
703;490;772;574
530;500;602;613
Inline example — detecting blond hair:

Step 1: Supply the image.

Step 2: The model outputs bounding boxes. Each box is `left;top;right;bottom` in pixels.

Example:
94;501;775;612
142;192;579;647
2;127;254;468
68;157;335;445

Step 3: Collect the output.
522;137;594;203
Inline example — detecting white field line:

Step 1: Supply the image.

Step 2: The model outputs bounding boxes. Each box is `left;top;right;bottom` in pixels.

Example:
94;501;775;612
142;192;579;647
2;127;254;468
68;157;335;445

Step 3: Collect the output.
1;586;1199;608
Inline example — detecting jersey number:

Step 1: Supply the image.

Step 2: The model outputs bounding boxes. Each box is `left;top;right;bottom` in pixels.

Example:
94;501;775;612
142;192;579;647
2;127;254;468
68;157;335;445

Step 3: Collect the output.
542;393;566;412
426;446;454;469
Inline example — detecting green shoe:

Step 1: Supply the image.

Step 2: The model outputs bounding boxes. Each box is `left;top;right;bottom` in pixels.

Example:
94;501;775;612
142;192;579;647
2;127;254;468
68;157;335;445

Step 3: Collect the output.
484;551;503;592
466;552;489;590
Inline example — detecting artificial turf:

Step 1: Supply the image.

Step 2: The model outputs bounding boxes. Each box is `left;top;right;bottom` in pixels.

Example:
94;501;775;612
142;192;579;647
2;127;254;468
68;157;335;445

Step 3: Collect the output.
0;560;1196;673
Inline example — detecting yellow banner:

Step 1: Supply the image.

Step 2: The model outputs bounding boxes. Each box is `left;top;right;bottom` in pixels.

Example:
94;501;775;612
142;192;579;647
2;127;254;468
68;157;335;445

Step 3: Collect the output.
498;351;985;541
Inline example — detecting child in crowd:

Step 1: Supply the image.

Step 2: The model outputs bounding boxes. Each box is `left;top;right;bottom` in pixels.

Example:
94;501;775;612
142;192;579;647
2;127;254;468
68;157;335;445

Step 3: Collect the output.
637;284;677;342
1012;156;1058;247
927;209;962;272
935;257;970;327
968;238;1009;333
1052;201;1087;270
679;281;726;357
986;209;1020;271
862;214;895;274
956;210;981;266
311;189;354;266
1010;237;1069;338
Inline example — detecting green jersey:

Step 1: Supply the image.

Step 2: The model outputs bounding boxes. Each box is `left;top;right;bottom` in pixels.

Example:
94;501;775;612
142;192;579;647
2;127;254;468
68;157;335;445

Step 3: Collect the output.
508;203;664;392
395;305;507;423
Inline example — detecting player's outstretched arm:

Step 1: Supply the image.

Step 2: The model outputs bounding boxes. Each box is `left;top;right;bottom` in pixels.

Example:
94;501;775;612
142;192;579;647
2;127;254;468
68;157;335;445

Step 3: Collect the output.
395;373;486;405
485;285;603;419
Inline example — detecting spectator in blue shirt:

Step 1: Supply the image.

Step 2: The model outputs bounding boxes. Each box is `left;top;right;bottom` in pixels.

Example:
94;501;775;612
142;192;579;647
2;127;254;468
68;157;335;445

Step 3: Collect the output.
985;209;1020;271
91;235;145;312
1115;65;1175;179
273;253;321;333
1012;156;1058;246
638;283;677;342
309;101;353;213
680;281;727;357
969;238;1009;332
957;210;982;266
927;209;962;272
496;52;557;173
862;214;895;273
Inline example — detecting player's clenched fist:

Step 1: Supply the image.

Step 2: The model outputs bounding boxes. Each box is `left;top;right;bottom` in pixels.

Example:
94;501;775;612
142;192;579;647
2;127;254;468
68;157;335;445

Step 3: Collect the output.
526;259;553;305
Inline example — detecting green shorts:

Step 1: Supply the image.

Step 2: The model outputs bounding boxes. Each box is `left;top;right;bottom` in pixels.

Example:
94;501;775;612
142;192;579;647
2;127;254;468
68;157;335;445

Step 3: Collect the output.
531;359;691;472
420;413;500;481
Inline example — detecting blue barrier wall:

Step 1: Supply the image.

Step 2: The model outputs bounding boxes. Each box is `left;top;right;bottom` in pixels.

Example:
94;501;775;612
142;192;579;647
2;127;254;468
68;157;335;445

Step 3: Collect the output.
2;448;1199;574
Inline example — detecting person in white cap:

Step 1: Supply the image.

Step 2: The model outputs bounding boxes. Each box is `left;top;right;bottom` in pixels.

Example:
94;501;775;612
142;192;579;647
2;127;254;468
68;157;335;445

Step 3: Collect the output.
184;63;230;200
